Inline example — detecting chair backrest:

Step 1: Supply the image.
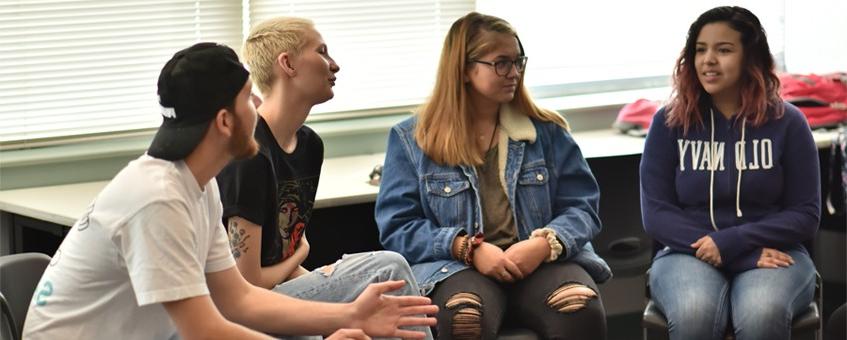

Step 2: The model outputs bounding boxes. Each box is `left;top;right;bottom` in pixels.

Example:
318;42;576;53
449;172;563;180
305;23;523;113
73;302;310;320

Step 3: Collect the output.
0;253;51;340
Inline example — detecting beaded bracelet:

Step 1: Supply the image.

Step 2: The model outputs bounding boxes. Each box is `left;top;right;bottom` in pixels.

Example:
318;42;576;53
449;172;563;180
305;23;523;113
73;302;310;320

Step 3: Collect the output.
455;235;468;261
531;228;564;262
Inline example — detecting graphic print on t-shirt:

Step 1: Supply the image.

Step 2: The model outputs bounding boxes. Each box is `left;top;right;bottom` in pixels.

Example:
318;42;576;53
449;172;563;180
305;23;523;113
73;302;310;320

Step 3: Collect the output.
277;177;318;259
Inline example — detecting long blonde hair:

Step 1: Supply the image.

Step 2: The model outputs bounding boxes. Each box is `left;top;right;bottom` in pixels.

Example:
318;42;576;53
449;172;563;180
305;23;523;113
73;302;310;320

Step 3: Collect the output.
242;17;314;96
415;12;567;166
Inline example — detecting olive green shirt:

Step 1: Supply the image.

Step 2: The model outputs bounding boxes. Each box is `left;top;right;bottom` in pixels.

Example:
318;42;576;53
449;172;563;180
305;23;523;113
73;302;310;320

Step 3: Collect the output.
476;146;518;249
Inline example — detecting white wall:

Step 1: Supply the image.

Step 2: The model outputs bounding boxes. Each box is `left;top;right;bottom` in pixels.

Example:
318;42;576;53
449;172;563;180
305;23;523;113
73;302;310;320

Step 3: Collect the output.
784;0;847;73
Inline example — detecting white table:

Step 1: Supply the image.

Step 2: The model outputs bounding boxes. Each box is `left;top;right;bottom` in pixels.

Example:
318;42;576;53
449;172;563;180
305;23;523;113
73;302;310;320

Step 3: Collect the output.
0;129;838;228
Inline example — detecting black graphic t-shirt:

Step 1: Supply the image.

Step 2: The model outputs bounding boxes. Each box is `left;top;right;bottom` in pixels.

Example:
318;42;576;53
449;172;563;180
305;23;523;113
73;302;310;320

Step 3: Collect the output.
217;116;323;267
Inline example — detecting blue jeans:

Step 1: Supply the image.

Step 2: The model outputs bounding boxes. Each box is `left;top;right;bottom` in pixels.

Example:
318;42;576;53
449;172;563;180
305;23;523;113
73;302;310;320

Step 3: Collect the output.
650;250;815;340
273;251;433;340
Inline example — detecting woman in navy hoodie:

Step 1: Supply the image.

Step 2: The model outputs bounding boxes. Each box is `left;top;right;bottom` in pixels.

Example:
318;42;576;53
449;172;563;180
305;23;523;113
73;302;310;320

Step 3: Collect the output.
640;6;819;340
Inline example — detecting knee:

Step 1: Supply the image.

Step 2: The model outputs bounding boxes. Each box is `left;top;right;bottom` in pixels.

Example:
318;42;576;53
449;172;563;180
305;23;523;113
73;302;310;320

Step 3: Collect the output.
534;283;604;339
663;297;724;338
734;299;792;329
545;283;598;313
371;251;413;278
669;296;721;325
444;292;492;340
732;308;790;339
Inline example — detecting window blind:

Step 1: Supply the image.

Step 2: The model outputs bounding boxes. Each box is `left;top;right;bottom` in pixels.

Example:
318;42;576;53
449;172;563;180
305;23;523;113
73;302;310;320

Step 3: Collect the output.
248;0;475;115
1;1;797;145
0;0;242;144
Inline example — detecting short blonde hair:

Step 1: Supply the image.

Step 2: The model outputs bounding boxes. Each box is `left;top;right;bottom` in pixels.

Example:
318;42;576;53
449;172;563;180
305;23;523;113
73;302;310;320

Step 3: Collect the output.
243;17;314;95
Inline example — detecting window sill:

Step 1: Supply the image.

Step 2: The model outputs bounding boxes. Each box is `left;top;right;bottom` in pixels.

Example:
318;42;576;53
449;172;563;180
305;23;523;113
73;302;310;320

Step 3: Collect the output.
0;86;672;189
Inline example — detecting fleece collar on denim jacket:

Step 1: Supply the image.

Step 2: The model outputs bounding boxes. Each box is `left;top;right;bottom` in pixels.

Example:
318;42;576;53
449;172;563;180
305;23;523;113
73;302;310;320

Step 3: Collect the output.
498;103;536;143
494;104;536;193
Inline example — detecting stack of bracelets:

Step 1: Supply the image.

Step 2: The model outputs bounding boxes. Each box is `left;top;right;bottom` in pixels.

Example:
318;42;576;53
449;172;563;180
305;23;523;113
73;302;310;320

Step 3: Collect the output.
458;232;485;266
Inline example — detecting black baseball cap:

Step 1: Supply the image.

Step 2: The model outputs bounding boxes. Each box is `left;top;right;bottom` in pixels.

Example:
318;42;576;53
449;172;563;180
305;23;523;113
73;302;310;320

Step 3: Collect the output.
148;42;250;161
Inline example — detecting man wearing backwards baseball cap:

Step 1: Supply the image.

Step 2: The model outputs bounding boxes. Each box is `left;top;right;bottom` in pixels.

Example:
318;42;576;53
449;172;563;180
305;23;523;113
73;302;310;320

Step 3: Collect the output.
22;42;437;340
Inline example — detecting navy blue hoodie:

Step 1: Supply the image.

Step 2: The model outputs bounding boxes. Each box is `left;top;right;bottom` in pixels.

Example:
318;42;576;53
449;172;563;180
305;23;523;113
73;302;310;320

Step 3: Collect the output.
640;102;820;273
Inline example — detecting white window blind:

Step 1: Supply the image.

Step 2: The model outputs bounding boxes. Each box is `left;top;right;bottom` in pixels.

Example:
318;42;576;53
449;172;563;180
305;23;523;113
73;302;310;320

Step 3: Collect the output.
3;1;823;146
0;0;242;144
248;0;475;115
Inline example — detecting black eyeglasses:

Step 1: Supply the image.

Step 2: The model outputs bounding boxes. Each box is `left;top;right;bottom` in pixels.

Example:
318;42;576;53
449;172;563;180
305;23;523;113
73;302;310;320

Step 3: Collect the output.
470;56;528;77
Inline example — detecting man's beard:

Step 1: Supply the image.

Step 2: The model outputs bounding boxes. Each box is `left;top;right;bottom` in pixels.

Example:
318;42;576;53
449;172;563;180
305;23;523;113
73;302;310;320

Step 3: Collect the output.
230;114;259;160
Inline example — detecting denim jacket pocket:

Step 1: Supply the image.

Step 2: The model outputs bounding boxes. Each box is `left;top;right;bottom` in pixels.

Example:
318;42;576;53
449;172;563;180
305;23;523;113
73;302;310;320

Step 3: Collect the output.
515;166;551;224
424;174;472;229
425;177;470;197
517;166;549;186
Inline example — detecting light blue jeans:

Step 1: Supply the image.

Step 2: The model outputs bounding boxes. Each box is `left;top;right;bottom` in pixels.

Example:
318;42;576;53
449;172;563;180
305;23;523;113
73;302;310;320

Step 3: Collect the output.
650;250;815;340
273;251;433;340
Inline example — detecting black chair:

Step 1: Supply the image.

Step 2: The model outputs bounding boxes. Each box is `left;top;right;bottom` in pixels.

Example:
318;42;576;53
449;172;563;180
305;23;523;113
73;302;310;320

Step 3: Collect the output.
642;270;823;340
0;253;51;340
825;303;846;340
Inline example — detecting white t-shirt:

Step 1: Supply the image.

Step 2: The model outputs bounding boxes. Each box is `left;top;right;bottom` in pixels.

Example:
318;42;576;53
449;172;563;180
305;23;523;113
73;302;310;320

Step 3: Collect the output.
23;154;235;340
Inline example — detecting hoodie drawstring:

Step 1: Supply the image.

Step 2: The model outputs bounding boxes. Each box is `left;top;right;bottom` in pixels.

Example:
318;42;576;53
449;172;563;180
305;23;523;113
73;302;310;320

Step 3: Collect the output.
736;117;746;218
708;109;746;231
708;109;719;231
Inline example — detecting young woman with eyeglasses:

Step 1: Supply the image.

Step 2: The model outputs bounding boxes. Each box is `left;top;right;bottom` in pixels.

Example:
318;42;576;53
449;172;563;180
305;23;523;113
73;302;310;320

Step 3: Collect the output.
375;12;610;340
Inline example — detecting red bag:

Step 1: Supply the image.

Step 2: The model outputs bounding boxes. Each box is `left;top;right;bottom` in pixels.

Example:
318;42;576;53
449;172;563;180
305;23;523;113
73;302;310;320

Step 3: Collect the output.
780;73;847;128
613;98;660;136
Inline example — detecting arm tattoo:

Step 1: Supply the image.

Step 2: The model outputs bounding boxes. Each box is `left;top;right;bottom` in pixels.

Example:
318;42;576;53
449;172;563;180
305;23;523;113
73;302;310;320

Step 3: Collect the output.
227;219;251;259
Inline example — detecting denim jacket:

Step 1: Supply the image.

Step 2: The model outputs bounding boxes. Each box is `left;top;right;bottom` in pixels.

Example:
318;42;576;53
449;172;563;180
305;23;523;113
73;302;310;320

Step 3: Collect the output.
375;105;612;295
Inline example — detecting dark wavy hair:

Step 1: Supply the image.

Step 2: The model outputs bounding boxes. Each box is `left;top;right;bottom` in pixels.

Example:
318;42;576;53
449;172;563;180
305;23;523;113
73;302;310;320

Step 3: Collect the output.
666;6;783;134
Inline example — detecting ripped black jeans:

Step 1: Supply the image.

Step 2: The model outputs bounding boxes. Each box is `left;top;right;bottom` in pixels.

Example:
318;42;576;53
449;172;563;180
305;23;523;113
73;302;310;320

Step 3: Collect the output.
431;261;606;340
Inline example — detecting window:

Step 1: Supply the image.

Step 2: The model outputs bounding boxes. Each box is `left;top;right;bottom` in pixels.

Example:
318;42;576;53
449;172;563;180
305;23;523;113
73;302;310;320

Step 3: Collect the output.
248;0;474;115
0;0;241;144
477;0;785;92
4;1;841;147
1;0;473;145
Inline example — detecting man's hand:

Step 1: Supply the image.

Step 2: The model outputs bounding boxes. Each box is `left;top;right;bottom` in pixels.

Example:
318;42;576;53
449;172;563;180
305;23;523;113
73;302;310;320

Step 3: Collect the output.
504;238;549;277
326;329;371;340
348;280;438;339
473;242;524;283
757;248;794;268
691;235;722;267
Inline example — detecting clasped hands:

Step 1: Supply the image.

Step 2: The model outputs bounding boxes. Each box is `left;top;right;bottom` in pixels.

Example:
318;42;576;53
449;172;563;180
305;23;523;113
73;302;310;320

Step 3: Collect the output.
473;237;550;283
691;235;794;269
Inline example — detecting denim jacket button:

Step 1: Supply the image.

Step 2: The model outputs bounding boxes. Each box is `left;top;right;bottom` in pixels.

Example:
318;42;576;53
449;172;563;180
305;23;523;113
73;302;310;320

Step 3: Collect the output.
440;267;449;273
536;174;544;181
443;186;452;193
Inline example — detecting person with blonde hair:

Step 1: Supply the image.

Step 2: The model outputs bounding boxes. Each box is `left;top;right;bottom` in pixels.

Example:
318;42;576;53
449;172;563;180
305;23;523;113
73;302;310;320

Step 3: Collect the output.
375;11;610;340
216;17;435;339
23;42;437;340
